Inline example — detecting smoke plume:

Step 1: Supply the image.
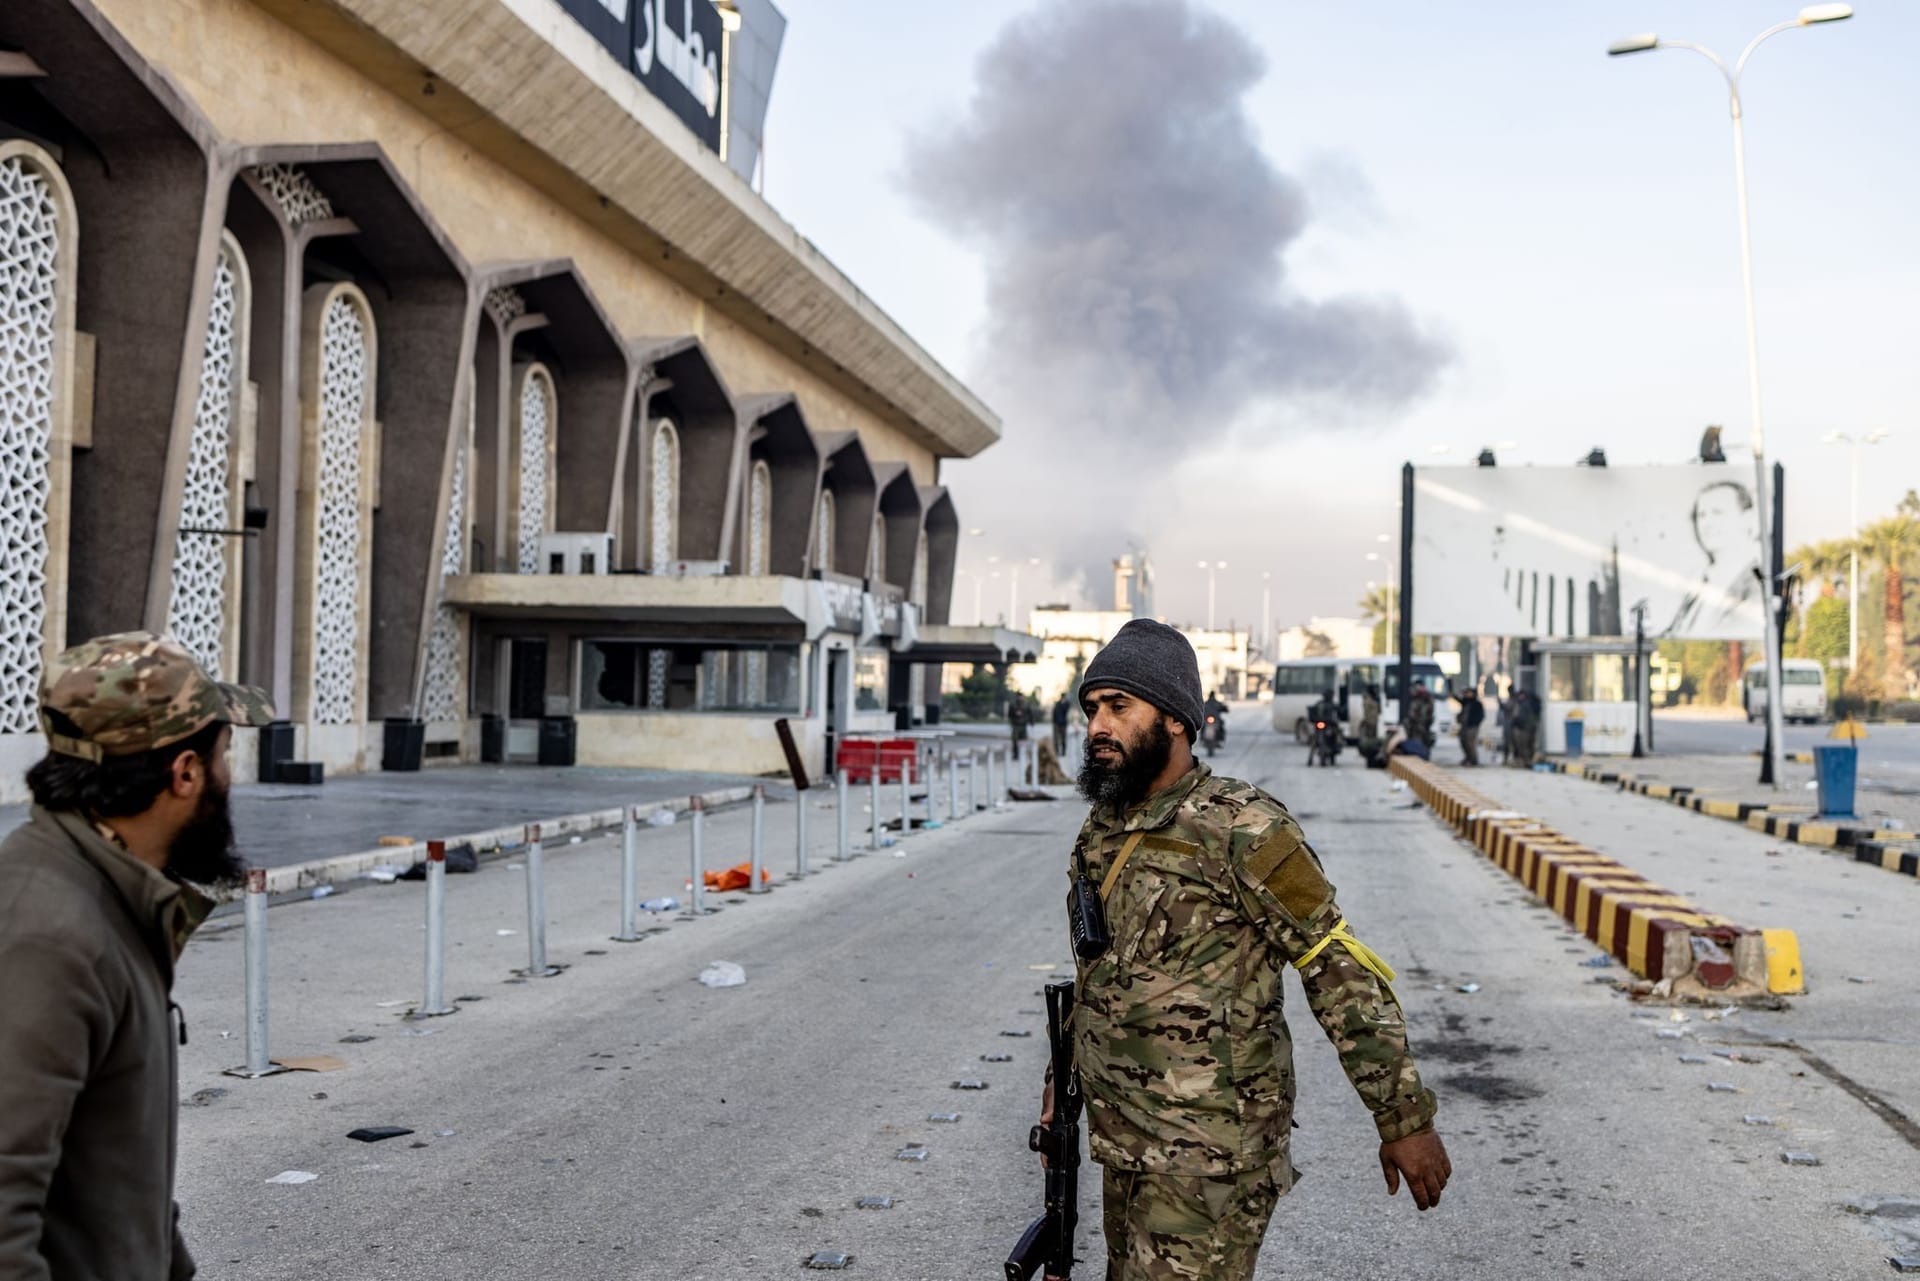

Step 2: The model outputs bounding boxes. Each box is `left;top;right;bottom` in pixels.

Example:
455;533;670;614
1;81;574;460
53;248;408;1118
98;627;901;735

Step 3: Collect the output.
906;0;1447;453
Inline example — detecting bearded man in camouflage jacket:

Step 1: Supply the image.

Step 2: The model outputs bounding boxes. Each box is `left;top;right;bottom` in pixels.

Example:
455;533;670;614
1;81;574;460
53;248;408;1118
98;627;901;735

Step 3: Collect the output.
1039;619;1450;1281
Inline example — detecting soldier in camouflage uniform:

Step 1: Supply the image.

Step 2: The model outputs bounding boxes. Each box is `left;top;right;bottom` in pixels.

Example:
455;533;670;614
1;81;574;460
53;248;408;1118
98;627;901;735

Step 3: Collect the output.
0;631;274;1280
1042;619;1449;1281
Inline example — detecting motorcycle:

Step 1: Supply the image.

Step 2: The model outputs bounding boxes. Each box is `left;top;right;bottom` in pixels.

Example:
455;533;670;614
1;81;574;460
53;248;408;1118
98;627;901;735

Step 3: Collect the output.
1307;716;1341;768
1202;713;1225;757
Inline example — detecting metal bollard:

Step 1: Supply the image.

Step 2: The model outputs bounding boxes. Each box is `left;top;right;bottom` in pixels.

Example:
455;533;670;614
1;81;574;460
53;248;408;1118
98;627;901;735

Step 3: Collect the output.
898;761;913;837
614;807;641;942
948;748;961;820
927;754;942;825
796;784;810;877
749;784;767;893
420;841;457;1015
523;823;557;977
689;796;707;914
988;748;999;808
229;867;276;1077
836;769;850;861
968;749;979;813
869;767;883;851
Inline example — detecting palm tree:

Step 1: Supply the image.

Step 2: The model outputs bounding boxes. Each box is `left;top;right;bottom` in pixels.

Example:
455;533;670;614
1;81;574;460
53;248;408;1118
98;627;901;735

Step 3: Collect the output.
1788;537;1852;598
1856;491;1920;701
1357;583;1398;655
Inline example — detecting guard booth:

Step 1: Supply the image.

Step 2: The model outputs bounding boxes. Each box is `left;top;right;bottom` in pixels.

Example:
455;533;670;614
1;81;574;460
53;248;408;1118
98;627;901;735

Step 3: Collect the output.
1533;638;1649;756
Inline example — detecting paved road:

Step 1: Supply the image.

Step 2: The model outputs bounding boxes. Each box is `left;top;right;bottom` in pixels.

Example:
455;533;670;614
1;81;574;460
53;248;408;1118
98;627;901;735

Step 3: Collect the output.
1651;712;1920;775
167;713;1920;1278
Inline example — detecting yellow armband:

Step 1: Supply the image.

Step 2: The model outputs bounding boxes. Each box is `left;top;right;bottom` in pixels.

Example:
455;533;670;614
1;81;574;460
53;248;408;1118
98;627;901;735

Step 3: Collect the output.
1292;918;1399;996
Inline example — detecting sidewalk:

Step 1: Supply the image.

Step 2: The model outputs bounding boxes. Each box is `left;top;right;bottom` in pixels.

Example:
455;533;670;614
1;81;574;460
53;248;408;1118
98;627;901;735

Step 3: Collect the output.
1585;753;1920;832
0;763;787;872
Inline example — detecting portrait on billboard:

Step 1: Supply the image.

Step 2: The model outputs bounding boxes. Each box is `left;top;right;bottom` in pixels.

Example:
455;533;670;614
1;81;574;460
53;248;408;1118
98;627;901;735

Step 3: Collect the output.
1410;465;1767;641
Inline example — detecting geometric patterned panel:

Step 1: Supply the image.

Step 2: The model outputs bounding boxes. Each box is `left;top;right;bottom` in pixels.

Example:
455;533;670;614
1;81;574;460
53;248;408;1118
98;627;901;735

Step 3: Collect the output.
816;489;835;574
744;460;770;703
251;164;334;227
166;244;240;679
0;157;59;735
647;420;679;706
311;294;368;726
516;368;550;575
419;433;467;723
747;459;770;576
484;286;526;328
649;419;678;572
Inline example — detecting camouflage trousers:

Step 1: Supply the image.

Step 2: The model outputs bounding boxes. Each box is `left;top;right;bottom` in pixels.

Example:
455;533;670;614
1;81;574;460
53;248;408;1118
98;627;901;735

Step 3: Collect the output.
1100;1161;1290;1281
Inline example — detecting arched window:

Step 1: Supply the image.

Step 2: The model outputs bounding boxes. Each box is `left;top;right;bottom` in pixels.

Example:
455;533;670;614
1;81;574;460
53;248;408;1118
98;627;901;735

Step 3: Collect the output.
167;232;250;678
746;459;771;576
304;284;377;726
649;419;679;573
420;393;472;724
646;419;680;708
515;364;555;575
0;144;77;735
869;513;887;584
816;489;836;574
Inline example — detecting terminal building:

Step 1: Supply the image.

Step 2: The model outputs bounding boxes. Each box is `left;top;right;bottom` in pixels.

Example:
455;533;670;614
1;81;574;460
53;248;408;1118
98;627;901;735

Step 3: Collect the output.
0;0;1028;799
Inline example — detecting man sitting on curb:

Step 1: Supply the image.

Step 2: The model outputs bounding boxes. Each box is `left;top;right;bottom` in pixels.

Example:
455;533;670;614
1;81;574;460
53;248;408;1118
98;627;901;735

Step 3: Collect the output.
0;632;273;1280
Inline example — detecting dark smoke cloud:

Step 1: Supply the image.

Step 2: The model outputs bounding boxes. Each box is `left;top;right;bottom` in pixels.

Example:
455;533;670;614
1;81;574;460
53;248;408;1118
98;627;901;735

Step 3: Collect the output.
906;0;1449;451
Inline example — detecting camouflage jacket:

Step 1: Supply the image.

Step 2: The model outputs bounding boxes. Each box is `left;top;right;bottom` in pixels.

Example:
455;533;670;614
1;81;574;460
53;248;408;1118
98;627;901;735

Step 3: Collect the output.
1068;762;1436;1176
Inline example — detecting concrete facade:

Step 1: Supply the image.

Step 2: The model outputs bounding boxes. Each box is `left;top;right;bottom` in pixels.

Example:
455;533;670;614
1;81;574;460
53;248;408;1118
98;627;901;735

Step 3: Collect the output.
0;0;1002;798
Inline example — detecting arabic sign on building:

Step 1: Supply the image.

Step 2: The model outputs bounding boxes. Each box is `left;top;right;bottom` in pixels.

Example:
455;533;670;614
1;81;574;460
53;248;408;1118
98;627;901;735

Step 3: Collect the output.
557;0;727;153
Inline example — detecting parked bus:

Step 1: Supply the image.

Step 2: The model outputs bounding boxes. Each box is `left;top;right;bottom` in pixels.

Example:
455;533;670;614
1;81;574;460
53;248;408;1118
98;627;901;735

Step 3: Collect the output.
1743;659;1828;724
1270;656;1454;744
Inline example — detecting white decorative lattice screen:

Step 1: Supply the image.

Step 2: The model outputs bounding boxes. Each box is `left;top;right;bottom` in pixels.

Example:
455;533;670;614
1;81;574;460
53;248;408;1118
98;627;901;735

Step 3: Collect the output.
251;164;334;227
817;490;835;574
311;294;369;725
647;420;679;706
744;461;771;703
516;368;551;575
166;244;241;677
0;156;60;734
419;435;467;723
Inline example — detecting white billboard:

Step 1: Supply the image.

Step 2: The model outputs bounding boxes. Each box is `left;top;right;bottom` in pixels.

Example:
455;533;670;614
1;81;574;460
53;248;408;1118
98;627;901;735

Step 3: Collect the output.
1410;465;1766;641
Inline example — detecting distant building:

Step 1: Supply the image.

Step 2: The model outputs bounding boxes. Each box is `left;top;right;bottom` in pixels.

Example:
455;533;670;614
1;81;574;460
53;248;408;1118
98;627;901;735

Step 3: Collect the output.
1277;618;1376;660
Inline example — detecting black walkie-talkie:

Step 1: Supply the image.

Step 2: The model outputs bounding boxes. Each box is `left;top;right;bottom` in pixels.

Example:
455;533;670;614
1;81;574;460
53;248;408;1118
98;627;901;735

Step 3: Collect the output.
1067;843;1111;960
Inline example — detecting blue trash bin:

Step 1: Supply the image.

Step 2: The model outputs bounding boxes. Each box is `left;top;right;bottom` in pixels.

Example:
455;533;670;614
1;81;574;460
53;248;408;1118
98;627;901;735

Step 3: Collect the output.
1812;743;1857;819
1563;717;1585;759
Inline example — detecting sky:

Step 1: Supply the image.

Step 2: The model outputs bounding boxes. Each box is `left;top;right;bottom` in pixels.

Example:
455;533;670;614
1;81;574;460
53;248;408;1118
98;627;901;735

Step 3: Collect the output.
757;1;1918;641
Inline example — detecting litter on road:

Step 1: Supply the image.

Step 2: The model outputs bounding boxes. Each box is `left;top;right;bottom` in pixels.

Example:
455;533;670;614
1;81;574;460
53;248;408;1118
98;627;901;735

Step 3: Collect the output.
264;1171;318;1185
346;1126;415;1143
699;960;747;988
1780;1152;1822;1166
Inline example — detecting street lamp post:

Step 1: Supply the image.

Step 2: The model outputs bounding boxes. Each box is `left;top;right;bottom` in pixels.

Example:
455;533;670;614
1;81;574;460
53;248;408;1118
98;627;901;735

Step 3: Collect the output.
1822;429;1888;677
1009;557;1038;629
1261;572;1271;662
1197;561;1226;631
1609;3;1852;789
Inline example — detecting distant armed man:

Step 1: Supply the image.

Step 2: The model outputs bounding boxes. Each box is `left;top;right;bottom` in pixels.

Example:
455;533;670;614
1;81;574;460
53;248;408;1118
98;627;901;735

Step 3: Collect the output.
1039;620;1450;1280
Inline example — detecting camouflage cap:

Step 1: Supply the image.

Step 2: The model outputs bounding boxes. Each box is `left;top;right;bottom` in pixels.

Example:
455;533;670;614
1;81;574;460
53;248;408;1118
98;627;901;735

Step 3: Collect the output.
38;631;275;763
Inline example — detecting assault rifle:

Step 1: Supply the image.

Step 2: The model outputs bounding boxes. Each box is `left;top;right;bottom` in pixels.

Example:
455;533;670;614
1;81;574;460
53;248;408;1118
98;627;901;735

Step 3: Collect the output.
1005;979;1079;1280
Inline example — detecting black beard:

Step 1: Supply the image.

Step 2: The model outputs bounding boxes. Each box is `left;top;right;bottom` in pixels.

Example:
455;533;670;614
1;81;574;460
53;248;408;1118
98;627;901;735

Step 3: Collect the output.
1077;719;1175;811
167;779;245;889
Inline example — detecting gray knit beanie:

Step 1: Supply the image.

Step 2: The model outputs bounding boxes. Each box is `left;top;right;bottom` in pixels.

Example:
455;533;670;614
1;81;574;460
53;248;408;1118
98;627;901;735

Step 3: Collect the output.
1080;619;1204;744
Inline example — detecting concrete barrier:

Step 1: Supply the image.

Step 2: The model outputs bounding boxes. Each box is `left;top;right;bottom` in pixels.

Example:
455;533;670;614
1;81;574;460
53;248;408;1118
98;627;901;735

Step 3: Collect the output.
1549;759;1916;876
1390;756;1793;995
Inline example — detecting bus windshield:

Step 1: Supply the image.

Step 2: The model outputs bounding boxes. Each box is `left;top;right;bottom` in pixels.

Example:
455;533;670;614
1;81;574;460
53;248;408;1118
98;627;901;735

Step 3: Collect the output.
1383;665;1448;700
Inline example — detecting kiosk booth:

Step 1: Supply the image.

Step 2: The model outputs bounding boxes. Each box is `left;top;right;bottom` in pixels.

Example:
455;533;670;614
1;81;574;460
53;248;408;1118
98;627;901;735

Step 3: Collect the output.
1532;638;1650;757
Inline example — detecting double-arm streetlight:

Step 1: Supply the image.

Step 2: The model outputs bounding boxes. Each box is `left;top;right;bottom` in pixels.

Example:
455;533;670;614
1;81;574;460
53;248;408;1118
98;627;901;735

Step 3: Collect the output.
1609;3;1852;787
1821;428;1889;675
1197;560;1227;631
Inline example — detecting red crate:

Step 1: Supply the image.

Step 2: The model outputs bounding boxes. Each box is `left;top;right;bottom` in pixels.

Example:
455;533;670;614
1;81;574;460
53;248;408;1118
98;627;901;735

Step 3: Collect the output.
836;739;916;784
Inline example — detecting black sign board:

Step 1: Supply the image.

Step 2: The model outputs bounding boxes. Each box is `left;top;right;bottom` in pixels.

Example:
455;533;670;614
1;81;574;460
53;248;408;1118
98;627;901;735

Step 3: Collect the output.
554;0;726;154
